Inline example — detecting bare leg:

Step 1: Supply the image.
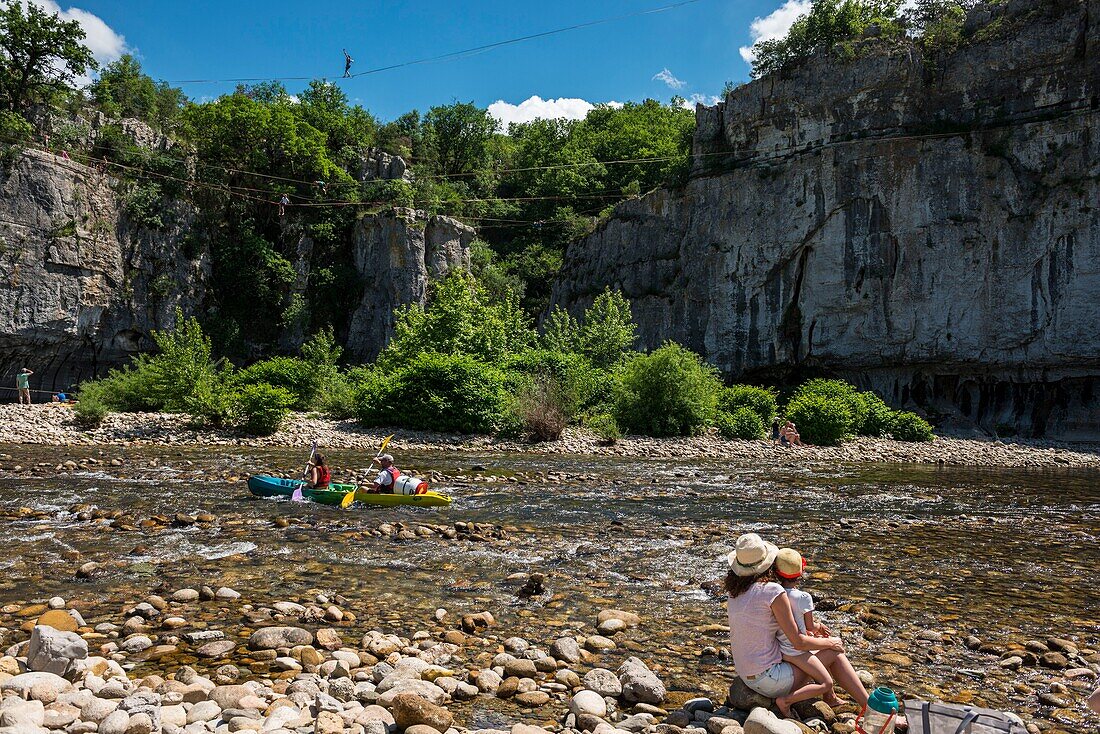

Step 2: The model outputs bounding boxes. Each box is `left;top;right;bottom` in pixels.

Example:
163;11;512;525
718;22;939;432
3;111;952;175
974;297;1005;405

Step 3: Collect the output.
777;653;836;714
814;650;869;707
775;663;831;717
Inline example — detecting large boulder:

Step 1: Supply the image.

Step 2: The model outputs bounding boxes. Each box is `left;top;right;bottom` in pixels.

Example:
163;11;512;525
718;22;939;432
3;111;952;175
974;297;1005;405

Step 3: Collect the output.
569;690;607;718
743;707;803;734
727;679;774;712
583;668;622;697
26;626;88;679
389;693;453;733
1;672;73;703
617;657;665;704
248;626;312;650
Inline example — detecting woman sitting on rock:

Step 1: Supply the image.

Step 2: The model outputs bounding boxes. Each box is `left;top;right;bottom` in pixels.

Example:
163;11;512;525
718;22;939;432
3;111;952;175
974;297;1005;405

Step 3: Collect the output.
726;533;868;717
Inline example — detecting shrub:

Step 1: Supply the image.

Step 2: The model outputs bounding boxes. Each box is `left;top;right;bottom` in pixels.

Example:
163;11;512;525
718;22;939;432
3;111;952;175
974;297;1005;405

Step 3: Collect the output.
515;375;570;442
504;349;596;417
785;393;852;446
235;357;318;410
356;353;508;435
232;383;294;436
578;288;637;369
584;413;622;444
856;391;896;437
791;379;867;435
540;306;580;353
614;342;722;437
891;411;935;442
185;376;234;428
142;309;224;412
89;363;163;412
715;408;766;440
381;271;534;366
73;382;111;428
719;385;778;426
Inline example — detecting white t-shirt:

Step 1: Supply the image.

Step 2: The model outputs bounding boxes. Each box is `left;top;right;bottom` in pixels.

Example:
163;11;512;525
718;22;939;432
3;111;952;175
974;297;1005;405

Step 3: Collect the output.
374;470;394;488
778;587;814;656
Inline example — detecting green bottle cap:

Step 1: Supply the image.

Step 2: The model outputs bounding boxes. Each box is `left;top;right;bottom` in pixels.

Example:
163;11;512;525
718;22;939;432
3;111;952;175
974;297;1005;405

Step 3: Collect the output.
868;687;898;715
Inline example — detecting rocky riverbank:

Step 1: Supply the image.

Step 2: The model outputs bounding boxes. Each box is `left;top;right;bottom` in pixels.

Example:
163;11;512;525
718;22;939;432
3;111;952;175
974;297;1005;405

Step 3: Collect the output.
1;405;1098;470
2;583;1092;734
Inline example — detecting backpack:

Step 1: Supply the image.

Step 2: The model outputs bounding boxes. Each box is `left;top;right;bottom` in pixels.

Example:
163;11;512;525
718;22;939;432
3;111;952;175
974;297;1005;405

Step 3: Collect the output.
904;700;1027;734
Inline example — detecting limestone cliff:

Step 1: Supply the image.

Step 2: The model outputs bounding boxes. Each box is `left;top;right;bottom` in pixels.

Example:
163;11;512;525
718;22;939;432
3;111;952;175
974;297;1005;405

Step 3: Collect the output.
0;148;206;397
549;0;1100;439
346;209;474;360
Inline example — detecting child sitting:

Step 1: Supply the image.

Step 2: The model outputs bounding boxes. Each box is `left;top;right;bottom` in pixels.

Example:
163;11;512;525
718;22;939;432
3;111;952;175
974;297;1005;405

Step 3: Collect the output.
774;548;842;714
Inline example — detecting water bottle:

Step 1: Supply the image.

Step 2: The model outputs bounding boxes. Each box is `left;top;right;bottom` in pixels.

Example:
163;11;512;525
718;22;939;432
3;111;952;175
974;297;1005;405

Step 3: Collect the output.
856;687;898;734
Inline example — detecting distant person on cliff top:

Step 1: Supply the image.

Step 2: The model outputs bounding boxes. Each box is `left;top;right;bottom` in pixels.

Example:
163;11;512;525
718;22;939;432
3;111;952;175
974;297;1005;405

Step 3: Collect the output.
343;49;354;78
16;368;32;404
306;452;332;489
368;454;401;494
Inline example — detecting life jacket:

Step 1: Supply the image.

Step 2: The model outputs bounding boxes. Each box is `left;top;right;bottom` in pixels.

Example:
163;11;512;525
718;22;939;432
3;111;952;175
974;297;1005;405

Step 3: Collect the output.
381;465;401;493
315;465;331;488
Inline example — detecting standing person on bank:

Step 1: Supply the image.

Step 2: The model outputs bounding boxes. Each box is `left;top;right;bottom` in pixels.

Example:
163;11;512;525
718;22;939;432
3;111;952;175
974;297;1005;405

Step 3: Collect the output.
16;368;32;404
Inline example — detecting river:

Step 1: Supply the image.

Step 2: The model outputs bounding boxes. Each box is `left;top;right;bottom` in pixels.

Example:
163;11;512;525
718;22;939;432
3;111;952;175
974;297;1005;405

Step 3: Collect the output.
1;444;1097;733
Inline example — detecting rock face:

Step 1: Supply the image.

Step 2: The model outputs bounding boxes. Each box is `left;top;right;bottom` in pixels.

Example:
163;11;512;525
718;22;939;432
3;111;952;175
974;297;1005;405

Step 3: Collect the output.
346;209;475;360
0;148;206;395
358;149;411;183
549;0;1100;439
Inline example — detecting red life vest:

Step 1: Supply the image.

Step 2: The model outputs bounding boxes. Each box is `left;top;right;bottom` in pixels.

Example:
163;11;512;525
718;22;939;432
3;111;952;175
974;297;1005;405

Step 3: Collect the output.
381;465;401;492
315;465;331;488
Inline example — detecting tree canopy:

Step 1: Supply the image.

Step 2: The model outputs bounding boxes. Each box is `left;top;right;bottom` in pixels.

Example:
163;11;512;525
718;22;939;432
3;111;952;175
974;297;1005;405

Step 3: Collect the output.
0;1;95;111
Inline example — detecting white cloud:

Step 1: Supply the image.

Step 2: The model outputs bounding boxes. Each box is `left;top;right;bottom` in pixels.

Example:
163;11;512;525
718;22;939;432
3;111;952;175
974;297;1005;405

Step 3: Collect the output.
27;0;129;83
652;68;686;90
488;96;622;127
677;93;722;110
738;0;812;64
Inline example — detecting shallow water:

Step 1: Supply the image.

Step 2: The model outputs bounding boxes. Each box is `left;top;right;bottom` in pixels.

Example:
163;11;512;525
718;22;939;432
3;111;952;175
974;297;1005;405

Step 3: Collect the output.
1;445;1097;732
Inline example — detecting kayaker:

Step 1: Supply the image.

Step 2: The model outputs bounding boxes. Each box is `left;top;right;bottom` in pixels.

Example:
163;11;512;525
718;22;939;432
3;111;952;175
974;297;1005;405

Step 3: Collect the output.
306;452;332;489
369;454;401;494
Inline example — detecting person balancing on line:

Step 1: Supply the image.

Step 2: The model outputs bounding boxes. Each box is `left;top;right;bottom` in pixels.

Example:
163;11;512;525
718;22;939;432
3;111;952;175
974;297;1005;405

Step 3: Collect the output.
369;453;401;494
343;49;354;78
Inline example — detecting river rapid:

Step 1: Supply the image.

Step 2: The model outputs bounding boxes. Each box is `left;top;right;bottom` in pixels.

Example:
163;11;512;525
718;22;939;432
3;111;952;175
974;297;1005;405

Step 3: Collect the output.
1;444;1097;733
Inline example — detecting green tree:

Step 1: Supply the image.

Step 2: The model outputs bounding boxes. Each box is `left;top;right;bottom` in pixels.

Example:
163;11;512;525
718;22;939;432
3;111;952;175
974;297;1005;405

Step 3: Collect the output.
614;342;722;437
750;0;904;78
541;306;580;353
91;54;186;128
421;101;500;177
0;1;96;112
578;288;636;369
574;100;695;192
381;270;535;365
906;0;980;53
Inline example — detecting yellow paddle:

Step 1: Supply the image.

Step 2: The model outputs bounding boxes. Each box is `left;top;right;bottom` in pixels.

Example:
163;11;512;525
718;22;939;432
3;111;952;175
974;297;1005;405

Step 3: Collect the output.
340;434;394;508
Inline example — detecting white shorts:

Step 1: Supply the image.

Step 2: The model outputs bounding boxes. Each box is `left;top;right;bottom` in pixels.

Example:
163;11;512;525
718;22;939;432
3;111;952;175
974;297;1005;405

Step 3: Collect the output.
742;661;795;698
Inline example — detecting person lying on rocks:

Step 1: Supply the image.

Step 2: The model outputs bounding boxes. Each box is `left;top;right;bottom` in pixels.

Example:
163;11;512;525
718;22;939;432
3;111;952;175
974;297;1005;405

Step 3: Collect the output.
368;454;401;493
725;533;868;718
773;547;842;716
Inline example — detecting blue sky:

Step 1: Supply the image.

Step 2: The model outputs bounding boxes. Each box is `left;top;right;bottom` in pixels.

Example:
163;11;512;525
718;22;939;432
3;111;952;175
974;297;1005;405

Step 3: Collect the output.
42;0;813;124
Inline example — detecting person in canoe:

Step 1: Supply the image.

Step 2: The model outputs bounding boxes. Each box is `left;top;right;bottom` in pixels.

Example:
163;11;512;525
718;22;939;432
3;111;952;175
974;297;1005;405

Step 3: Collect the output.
368;453;400;494
306;452;332;489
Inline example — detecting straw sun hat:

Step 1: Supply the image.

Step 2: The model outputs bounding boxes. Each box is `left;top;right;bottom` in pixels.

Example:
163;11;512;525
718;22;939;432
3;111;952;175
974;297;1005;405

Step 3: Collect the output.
727;533;779;576
775;548;807;579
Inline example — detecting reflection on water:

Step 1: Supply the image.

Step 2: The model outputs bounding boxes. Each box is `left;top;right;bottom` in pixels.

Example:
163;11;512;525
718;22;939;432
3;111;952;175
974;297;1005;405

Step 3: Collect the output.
0;445;1097;731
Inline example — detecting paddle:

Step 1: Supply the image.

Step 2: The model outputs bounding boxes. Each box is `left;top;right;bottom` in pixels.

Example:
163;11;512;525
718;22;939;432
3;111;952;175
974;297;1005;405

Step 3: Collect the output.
296;441;316;503
342;434;395;508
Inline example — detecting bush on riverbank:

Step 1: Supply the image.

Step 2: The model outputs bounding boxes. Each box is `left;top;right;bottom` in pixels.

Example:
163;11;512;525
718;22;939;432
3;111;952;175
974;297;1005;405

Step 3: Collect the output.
614;343;722;437
719;385;778;426
356;353;509;434
715;407;767;440
891;410;935;442
780;378;935;444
